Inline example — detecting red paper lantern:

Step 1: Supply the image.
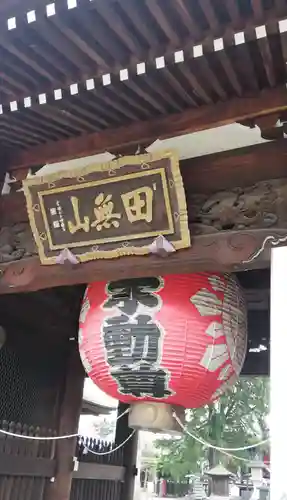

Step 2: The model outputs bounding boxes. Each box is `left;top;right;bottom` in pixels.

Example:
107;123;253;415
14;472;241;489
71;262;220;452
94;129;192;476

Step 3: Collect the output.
79;273;247;409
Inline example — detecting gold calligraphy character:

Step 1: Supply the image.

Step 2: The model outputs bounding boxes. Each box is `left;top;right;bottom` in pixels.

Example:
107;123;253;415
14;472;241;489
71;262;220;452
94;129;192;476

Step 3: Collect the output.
67;196;90;234
121;187;153;223
91;193;122;231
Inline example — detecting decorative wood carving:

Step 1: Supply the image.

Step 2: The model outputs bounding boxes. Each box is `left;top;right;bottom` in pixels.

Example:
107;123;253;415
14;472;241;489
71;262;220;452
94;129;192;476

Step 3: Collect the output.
2;177;287;265
239;113;282;140
0;223;36;263
189;178;287;234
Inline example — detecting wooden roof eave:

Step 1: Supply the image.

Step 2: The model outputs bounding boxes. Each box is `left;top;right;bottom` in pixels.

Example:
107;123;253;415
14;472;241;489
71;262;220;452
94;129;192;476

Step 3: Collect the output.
5;86;287;170
81;399;112;416
0;1;286;155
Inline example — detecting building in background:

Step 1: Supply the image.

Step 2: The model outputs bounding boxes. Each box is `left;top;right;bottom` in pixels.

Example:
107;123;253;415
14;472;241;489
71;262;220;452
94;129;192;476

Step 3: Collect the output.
79;378;117;438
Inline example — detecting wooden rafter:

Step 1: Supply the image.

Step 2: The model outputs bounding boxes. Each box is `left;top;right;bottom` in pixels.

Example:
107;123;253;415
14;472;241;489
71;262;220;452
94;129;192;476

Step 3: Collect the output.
274;0;287;15
225;0;241;26
0;19;283;111
171;0;201;41
251;0;264;21
0;5;285;153
0;4;284;109
6;87;287;169
199;0;221;33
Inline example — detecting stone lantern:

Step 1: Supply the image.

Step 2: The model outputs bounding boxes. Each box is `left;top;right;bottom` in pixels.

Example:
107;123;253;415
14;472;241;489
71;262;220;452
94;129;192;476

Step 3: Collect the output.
206;464;233;499
249;461;266;500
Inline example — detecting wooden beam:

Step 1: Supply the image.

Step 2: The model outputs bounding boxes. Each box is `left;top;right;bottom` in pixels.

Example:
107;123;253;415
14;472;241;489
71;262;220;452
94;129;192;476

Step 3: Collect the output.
2;139;287;228
73;463;125;481
6;87;287;169
0;140;286;293
0;456;55;477
181;139;287;193
0;228;284;294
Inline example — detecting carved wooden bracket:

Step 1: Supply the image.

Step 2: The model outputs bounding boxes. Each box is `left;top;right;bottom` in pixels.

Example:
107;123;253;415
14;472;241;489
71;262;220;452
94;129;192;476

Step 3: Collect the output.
107;142;151;158
238;113;283;140
189;177;287;233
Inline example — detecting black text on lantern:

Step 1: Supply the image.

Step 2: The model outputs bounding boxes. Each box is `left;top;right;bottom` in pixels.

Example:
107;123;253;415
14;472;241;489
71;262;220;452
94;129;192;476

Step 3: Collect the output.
101;277;173;398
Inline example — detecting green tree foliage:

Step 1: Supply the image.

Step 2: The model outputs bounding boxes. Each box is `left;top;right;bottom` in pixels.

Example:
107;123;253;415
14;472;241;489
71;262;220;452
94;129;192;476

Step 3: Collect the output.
155;377;269;480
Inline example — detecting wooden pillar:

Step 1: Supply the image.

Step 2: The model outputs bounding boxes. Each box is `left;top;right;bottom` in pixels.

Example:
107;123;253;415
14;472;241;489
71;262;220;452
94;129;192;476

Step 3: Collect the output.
270;246;286;500
45;345;85;500
115;403;138;500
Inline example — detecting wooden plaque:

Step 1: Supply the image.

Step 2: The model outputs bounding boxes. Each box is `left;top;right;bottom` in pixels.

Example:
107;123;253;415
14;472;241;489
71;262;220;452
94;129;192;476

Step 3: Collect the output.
23;150;190;265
